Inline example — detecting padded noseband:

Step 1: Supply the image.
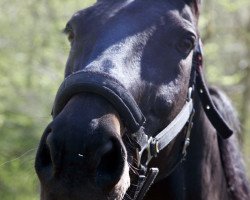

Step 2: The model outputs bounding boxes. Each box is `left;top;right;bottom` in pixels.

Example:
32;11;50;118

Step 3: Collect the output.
52;70;145;133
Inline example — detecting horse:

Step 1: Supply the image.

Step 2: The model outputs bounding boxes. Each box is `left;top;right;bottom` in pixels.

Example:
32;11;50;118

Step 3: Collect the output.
35;0;250;199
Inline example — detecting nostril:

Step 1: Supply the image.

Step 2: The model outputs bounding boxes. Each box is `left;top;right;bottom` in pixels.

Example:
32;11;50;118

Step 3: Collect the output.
96;138;125;192
46;132;63;175
35;126;53;180
97;140;116;175
35;124;64;180
97;140;113;159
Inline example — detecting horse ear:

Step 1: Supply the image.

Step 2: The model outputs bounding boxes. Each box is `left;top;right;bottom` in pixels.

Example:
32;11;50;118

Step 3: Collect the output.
184;0;201;18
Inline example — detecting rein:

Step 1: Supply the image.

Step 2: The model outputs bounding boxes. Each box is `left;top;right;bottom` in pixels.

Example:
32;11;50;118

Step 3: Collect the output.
52;39;233;200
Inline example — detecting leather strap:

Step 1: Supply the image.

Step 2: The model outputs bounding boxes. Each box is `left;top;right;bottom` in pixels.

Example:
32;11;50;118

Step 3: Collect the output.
128;100;195;200
52;70;145;133
194;40;233;139
196;67;233;139
153;99;194;153
131;98;194;167
135;168;159;200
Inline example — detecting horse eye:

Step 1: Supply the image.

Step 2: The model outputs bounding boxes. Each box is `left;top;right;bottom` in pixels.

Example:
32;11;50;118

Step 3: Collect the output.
177;37;195;55
64;25;75;44
67;31;74;43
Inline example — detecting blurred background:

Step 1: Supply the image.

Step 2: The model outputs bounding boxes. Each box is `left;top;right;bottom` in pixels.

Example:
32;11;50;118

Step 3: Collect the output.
0;0;249;199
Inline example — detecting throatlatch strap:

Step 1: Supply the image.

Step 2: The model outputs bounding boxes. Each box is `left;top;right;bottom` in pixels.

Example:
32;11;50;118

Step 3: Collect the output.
193;40;233;139
196;66;233;139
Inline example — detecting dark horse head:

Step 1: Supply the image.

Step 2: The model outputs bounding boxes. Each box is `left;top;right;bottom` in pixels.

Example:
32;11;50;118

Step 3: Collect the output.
35;0;250;200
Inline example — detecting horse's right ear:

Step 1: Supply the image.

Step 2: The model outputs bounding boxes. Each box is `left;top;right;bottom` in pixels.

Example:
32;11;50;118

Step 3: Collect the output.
184;0;201;18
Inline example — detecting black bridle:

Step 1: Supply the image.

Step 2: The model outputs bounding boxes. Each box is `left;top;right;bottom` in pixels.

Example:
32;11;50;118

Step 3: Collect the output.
52;39;233;200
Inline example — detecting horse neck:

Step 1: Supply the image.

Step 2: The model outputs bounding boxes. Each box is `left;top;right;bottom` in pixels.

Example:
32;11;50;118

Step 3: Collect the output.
180;94;231;200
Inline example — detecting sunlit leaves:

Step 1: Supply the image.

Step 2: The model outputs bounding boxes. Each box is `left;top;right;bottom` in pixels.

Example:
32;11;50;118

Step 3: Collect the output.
0;0;96;199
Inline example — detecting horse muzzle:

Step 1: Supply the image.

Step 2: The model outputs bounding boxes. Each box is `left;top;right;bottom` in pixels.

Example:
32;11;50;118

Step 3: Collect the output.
35;91;131;200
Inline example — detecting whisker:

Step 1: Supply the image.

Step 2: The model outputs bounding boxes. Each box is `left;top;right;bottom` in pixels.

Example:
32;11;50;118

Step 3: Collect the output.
128;162;139;175
124;193;133;200
130;163;139;171
125;134;134;145
0;148;37;168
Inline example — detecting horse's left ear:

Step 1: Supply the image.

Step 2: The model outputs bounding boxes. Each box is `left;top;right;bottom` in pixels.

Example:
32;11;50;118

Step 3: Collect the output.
184;0;201;18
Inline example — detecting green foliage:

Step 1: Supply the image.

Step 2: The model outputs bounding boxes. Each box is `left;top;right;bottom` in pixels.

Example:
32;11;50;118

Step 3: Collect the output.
0;0;95;199
200;0;250;177
0;0;249;199
218;0;250;12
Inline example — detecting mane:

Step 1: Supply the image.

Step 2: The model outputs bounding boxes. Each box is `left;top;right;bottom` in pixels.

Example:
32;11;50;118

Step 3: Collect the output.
209;87;250;200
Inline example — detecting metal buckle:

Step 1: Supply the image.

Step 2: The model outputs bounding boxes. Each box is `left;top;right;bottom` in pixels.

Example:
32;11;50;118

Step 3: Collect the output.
182;108;195;157
136;137;159;167
187;87;193;102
